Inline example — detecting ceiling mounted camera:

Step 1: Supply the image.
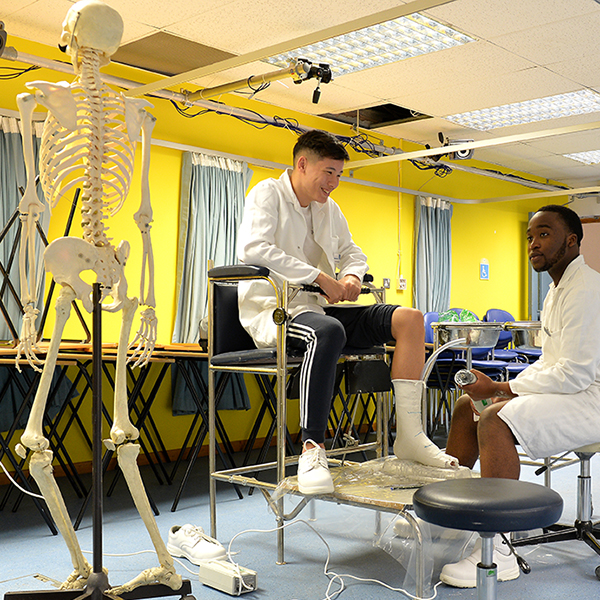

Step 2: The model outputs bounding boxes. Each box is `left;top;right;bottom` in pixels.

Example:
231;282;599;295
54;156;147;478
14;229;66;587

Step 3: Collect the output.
438;132;474;160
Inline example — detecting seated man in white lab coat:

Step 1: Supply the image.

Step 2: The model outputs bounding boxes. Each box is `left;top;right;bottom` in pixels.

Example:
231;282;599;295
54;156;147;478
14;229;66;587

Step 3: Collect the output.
237;129;458;495
440;204;600;588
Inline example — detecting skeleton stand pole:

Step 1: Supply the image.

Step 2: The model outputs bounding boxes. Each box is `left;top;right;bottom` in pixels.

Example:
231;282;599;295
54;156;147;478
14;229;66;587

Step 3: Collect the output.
6;284;194;600
90;283;109;596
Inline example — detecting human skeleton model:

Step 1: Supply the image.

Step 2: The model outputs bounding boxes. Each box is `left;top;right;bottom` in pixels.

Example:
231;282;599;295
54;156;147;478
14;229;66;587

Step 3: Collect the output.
14;0;181;594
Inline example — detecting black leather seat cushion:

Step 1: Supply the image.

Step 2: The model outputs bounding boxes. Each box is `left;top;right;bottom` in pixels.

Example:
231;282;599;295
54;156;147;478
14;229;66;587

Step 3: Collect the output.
413;478;563;533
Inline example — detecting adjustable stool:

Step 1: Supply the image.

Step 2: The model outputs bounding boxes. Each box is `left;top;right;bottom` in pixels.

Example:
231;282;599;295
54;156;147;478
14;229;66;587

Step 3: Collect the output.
412;478;563;599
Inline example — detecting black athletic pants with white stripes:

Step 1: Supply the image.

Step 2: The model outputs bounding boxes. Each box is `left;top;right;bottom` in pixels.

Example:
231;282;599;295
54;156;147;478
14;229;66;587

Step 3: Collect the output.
286;304;396;444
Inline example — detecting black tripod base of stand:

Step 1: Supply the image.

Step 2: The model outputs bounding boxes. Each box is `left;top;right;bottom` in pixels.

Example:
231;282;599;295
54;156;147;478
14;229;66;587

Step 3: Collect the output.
5;579;195;600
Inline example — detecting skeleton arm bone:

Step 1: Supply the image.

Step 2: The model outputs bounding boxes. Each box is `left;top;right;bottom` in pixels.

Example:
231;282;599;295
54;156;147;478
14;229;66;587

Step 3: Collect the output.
16;93;46;369
129;110;157;366
16;84;78;370
134;110;156;308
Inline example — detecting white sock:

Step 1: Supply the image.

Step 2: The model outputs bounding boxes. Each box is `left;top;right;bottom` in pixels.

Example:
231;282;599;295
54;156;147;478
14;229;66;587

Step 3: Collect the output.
392;378;458;469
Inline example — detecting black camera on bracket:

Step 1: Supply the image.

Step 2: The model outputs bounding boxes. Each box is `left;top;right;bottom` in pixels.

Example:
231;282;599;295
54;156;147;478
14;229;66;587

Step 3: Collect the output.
296;59;332;105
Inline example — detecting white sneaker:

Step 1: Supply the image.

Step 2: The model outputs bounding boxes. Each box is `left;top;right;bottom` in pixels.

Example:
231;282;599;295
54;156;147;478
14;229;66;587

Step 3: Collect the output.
440;534;520;588
297;440;334;495
167;524;226;565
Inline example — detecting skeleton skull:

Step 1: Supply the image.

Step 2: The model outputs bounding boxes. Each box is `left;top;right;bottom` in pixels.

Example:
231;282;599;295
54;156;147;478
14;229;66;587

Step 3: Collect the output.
59;0;123;67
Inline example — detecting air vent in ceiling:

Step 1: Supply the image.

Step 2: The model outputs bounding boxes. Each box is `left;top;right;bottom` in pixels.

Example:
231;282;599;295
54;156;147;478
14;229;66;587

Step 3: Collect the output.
320;103;431;129
113;32;236;76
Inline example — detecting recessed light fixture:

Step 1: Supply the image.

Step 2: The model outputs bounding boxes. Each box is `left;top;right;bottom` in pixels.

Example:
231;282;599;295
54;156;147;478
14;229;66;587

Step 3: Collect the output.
264;13;474;78
445;89;600;131
564;150;600;165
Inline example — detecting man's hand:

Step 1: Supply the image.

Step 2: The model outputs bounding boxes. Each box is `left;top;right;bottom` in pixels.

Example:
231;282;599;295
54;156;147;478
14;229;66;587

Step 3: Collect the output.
339;274;362;302
314;272;361;304
458;369;516;401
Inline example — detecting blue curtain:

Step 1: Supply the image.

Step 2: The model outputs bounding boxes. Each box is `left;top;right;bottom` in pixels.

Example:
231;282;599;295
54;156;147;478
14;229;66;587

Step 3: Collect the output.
172;152;252;413
413;196;453;313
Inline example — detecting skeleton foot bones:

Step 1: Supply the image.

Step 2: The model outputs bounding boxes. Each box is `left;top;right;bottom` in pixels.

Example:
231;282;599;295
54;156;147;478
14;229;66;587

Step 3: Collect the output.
14;0;178;593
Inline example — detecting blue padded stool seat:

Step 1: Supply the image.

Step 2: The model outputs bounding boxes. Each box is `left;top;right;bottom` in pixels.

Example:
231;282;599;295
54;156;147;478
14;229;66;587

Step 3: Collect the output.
413;478;563;598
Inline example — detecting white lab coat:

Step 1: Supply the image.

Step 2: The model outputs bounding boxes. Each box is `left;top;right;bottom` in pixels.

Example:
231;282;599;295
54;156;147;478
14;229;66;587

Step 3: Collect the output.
500;255;600;458
237;170;368;348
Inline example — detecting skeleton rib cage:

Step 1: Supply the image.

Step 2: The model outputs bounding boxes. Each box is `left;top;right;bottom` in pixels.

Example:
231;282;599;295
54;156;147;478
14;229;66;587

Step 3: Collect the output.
39;82;135;247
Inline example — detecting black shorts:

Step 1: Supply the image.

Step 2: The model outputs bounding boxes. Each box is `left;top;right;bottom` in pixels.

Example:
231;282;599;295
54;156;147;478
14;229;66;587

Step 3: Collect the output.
324;303;398;348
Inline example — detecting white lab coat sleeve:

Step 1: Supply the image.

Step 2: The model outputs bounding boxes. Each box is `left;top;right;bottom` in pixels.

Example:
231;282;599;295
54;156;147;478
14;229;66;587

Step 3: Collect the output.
510;283;600;396
237;183;320;284
330;203;368;281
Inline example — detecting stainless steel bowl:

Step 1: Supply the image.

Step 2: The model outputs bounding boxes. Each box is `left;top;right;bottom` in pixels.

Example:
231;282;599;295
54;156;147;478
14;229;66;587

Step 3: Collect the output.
431;322;502;349
504;321;542;349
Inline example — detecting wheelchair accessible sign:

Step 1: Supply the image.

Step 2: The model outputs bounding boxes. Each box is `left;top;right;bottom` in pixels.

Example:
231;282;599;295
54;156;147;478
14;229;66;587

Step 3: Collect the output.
480;258;489;280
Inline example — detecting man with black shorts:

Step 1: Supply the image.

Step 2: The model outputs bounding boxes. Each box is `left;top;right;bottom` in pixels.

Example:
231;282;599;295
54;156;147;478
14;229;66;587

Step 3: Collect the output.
237;129;457;495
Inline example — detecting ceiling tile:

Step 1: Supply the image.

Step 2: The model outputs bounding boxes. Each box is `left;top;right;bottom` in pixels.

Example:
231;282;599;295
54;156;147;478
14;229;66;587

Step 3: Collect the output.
390;67;579;118
425;0;600;39
166;0;406;55
491;11;600;66
333;40;533;100
6;1;73;47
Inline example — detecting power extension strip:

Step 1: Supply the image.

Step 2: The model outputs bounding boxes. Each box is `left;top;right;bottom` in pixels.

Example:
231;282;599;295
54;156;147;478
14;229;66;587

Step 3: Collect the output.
198;560;257;595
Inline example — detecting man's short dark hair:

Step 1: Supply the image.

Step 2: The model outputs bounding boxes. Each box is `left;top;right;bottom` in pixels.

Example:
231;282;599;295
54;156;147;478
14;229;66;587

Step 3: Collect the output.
537;204;584;246
293;129;350;162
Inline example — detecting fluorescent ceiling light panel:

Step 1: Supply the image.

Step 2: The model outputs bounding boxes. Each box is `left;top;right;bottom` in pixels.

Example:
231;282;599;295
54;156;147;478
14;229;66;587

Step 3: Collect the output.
264;14;473;77
446;89;600;131
564;150;600;165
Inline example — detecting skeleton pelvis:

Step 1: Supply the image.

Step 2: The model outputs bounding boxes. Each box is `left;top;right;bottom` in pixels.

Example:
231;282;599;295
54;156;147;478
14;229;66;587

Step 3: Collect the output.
44;237;129;312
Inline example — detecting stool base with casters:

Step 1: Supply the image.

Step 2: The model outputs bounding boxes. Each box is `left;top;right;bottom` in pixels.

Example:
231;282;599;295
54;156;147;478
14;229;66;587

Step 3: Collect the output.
512;442;600;581
412;478;563;599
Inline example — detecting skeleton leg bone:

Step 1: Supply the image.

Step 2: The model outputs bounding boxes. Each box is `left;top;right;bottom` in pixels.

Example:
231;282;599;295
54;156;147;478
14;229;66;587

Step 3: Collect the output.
29;451;93;589
106;295;181;594
16;285;93;589
109;443;182;595
18;286;77;453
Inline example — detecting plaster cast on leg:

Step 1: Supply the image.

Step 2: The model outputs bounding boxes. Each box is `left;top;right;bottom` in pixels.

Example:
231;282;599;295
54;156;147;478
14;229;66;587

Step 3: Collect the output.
393;379;459;469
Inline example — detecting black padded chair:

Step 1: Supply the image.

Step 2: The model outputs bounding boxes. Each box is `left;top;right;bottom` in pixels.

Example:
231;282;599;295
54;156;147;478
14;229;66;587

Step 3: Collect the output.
207;265;391;563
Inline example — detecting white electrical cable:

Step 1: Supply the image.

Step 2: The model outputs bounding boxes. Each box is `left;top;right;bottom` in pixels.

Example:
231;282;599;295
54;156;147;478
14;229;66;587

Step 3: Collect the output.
0;459;44;499
75;516;443;600
225;518;444;600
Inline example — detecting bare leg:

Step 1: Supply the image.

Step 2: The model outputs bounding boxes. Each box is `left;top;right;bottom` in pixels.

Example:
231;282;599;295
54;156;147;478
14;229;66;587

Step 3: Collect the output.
445;395;480;469
390;307;424;380
478;402;520;479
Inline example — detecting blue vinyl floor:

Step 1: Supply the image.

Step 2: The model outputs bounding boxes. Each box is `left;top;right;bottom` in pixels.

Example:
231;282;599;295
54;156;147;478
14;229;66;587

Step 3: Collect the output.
1;447;599;600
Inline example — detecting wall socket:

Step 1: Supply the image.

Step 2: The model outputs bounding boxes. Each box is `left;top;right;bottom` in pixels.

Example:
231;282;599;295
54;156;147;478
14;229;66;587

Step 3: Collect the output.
383;278;390;289
397;277;407;291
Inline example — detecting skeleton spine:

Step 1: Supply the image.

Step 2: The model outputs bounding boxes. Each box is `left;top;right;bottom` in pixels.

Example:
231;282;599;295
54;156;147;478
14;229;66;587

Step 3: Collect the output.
79;48;110;248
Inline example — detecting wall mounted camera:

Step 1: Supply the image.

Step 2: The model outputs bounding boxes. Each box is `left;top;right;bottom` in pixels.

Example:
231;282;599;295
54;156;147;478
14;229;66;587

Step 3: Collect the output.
438;132;474;160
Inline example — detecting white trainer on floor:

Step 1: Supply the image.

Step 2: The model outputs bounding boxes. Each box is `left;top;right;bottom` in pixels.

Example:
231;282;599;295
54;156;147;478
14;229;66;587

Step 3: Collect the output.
167;524;226;565
297;439;334;495
440;533;520;588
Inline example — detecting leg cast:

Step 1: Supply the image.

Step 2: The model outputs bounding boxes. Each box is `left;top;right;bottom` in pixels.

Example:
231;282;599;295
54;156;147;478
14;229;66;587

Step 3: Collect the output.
393;378;459;469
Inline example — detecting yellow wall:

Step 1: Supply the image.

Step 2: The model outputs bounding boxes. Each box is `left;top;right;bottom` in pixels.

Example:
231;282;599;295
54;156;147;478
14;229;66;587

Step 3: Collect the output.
0;36;565;468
